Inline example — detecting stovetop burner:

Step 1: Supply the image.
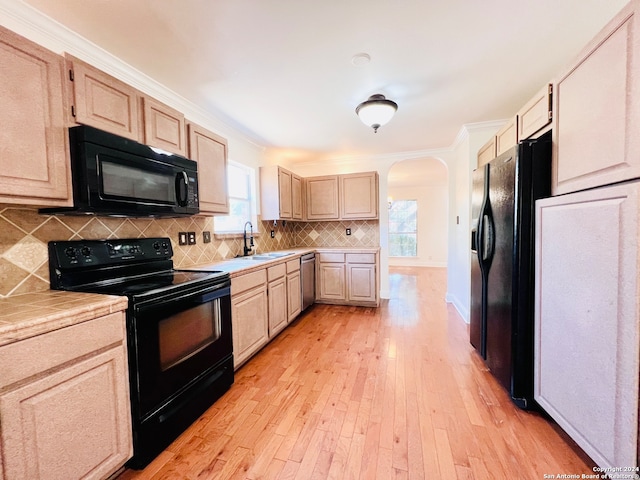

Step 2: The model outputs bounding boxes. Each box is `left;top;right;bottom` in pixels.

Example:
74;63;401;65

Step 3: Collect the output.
48;237;229;300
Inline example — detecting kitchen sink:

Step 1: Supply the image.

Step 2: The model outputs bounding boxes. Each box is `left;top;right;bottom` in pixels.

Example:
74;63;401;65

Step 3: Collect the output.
265;252;294;258
237;252;295;261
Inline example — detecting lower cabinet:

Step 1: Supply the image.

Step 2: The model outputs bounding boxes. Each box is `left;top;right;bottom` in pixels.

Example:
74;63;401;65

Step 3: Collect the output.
286;259;302;322
316;251;379;306
317;260;346;302
231;269;268;369
267;263;288;338
0;312;132;480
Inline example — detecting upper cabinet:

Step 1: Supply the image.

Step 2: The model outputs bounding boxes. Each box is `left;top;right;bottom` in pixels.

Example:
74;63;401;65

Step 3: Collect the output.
67;54;187;157
552;2;640;195
477;84;553;168
340;172;379;219
187;122;229;215
495;116;518;156
306;172;379;221
305;175;340;220
0;26;71;206
140;96;187;156
260;166;303;221
477;137;496;168
517;84;552;140
65;54;139;141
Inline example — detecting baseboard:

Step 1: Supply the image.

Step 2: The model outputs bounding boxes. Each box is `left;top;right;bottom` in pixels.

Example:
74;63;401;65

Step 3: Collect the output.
446;293;469;323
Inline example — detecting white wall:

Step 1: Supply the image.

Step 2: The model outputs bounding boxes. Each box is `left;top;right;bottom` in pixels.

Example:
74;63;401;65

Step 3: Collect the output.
445;123;503;323
388;184;448;267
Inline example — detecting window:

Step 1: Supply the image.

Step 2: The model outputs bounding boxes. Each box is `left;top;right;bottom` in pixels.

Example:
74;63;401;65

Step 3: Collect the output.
213;161;258;234
389;200;417;257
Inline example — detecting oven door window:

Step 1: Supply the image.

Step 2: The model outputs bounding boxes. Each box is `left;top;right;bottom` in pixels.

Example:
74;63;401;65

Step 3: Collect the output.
133;285;232;418
158;300;221;371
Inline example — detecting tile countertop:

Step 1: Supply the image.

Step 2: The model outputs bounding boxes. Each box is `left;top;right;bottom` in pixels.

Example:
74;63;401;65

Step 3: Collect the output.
0;291;128;347
186;247;380;277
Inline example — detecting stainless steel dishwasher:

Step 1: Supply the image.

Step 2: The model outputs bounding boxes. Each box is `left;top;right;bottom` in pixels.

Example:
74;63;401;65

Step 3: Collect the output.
301;253;315;310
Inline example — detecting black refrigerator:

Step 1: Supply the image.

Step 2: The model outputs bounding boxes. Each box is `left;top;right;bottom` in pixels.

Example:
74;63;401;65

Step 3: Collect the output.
470;131;551;409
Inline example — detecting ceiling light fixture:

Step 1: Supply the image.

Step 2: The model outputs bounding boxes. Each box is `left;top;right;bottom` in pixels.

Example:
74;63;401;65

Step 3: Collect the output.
355;94;398;133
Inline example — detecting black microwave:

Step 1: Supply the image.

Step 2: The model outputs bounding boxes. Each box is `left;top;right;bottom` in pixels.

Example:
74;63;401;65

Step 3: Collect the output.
41;125;199;217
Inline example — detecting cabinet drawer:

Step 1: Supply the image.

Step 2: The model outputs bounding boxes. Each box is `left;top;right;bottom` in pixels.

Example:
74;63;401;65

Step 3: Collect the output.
346;253;375;264
232;269;267;296
0;312;125;389
318;252;345;263
267;263;286;281
286;258;300;273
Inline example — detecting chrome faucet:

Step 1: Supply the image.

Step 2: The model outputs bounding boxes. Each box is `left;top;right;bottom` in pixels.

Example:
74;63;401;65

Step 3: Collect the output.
243;221;254;256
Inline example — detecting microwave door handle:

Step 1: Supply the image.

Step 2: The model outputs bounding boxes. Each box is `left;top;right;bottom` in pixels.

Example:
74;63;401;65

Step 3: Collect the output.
176;171;189;206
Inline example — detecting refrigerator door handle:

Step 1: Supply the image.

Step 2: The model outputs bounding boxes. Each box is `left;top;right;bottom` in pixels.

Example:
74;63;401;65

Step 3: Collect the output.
482;214;494;261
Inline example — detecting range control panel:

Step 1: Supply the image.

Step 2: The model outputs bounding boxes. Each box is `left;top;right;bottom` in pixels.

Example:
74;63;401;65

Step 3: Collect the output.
49;237;173;269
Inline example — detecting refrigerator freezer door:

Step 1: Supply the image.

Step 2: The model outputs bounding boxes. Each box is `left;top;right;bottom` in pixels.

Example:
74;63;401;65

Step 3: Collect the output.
470;165;488;357
485;150;517;393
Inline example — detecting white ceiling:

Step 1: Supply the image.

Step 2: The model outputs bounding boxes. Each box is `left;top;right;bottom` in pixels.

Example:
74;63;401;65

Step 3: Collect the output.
21;0;629;160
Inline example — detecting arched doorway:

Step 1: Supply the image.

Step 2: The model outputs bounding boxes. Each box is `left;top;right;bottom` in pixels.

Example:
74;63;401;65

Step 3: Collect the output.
387;157;449;267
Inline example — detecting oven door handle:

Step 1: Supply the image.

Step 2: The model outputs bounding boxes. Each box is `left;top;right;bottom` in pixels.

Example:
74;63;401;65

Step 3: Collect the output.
135;284;230;312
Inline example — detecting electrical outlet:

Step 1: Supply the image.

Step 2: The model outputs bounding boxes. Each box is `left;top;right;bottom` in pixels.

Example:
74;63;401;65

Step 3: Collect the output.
203;231;211;243
178;232;188;246
346;228;351;236
270;230;275;238
187;232;196;245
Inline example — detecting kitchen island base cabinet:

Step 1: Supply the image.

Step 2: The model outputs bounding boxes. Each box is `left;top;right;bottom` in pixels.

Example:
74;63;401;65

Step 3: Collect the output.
0;312;132;480
534;182;639;470
231;270;269;369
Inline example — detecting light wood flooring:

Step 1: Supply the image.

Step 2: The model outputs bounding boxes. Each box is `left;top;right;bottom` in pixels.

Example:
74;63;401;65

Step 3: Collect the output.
118;266;593;479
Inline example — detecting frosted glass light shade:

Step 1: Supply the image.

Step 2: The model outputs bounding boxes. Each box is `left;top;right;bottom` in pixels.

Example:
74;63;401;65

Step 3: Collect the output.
356;94;398;132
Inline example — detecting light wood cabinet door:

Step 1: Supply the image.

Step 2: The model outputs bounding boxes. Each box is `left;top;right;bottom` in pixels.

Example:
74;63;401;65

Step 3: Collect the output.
317;263;346;301
0;346;132;480
495;117;518;156
0;27;71;206
141;96;186;156
0;311;131;480
347;263;377;304
291;173;303;220
66;54;139;141
553;3;640;195
187;123;229;214
518;84;552;140
287;270;302;322
306;175;339;220
278;168;293;218
231;285;268;369
477;136;496;168
268;277;287;338
340;172;379;219
534;182;639;469
260;166;301;220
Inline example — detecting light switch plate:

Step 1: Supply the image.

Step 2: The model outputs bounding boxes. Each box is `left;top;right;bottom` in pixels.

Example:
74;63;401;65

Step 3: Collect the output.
178;232;188;246
203;231;211;243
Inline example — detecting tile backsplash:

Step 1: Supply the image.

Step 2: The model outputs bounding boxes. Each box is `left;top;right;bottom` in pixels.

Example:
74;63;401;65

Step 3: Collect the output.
0;205;378;298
